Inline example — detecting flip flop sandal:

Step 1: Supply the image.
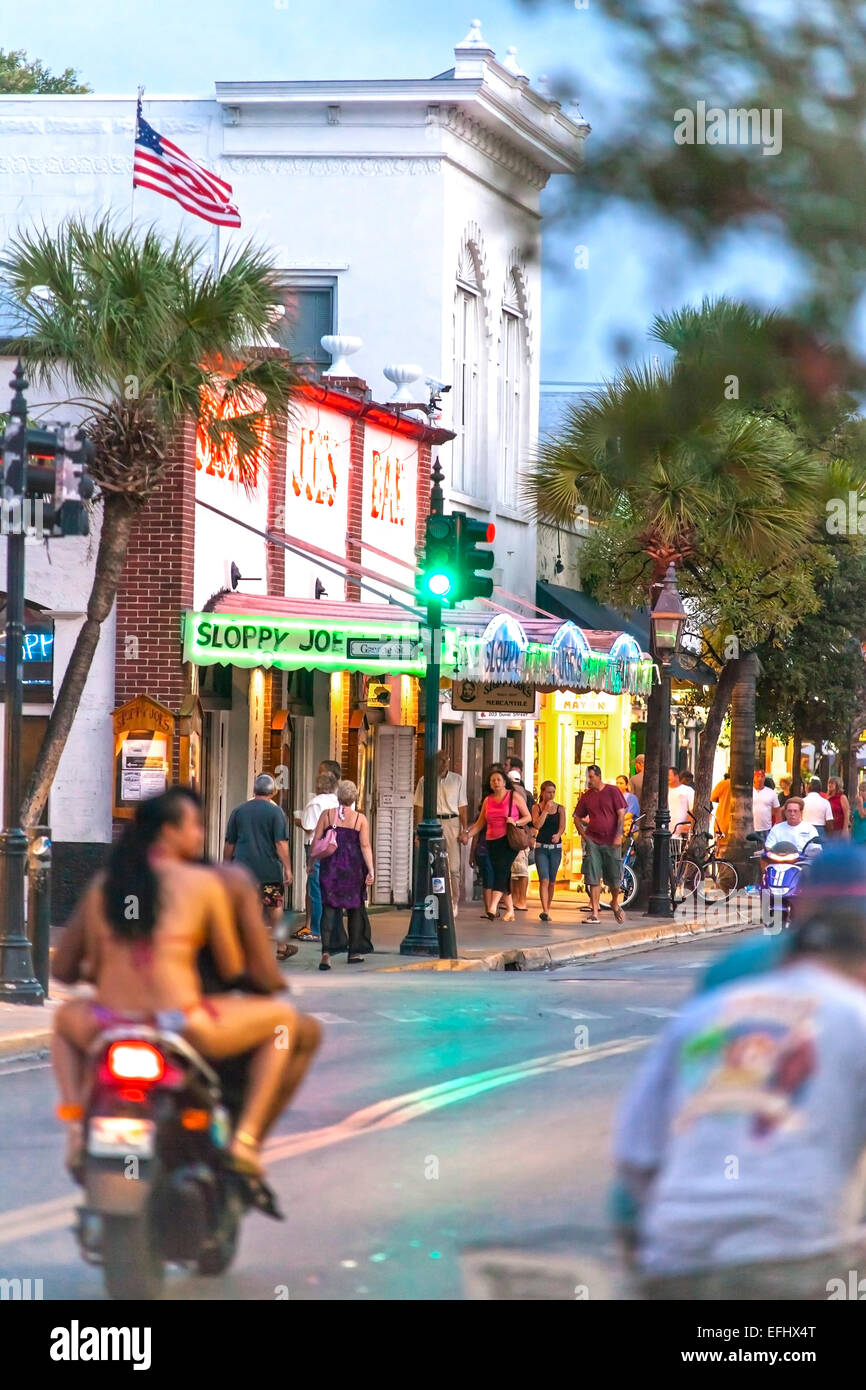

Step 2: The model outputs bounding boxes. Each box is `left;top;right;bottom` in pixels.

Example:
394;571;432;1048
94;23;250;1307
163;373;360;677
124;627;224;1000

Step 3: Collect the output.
292;927;314;941
613;907;626;924
276;942;299;960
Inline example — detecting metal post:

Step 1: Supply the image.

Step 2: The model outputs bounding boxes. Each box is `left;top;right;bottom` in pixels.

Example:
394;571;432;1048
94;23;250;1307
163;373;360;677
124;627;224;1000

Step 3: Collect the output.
0;364;43;1002
646;669;673;917
27;827;52;998
400;459;457;958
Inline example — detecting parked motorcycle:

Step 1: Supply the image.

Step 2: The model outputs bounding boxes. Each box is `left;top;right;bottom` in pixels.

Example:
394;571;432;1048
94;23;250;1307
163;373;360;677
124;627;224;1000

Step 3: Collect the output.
76;1024;280;1300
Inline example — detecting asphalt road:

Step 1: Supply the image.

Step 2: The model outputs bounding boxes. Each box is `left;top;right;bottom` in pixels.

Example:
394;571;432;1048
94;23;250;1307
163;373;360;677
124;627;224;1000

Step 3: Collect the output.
0;932;758;1301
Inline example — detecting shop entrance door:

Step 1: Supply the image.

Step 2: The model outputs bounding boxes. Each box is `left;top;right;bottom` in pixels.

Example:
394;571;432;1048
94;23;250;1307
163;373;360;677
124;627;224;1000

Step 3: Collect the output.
371;724;414;905
204;711;230;862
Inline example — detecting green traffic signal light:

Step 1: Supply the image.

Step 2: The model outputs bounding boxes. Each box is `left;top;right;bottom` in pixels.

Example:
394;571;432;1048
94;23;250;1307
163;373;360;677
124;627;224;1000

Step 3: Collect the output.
419;513;457;604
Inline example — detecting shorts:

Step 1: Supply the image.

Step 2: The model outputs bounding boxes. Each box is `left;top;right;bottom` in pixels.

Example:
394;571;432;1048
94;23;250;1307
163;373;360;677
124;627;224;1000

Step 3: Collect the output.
534;845;562;882
511;848;529;879
581;839;622;889
261;882;285;911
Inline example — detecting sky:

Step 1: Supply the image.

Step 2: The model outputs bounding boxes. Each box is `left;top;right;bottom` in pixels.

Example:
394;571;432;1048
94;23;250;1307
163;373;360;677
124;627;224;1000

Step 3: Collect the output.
5;0;802;385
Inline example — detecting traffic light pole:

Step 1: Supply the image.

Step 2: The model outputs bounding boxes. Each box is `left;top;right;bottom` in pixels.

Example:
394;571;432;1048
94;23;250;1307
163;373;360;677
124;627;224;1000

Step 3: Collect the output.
401;459;458;959
0;365;44;1002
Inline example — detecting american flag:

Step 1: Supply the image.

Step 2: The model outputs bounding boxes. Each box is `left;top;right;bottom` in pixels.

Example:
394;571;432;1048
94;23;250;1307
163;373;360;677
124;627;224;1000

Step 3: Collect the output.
133;100;241;228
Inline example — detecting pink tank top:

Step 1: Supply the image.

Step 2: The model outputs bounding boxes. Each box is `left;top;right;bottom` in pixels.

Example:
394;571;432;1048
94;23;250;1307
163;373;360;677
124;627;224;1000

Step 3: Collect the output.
485;792;517;841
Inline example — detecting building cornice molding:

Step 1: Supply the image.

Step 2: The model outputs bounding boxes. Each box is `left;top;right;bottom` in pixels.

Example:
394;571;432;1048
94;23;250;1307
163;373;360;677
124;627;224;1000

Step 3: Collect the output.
430;106;549;191
223;154;442;177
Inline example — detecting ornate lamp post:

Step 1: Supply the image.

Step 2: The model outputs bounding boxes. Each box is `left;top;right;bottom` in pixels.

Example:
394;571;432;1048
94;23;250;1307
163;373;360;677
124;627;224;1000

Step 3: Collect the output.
646;563;686;917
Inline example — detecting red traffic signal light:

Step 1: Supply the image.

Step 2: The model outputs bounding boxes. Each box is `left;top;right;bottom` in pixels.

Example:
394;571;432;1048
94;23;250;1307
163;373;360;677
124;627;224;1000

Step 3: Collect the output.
453;512;496;603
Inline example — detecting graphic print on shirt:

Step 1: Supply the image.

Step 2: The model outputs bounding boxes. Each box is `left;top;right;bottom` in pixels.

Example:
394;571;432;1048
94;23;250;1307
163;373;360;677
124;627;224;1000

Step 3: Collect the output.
674;992;817;1140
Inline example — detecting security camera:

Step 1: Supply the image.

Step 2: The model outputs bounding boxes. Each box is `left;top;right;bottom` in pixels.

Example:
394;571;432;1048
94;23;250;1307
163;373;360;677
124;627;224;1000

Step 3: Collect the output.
425;377;452;394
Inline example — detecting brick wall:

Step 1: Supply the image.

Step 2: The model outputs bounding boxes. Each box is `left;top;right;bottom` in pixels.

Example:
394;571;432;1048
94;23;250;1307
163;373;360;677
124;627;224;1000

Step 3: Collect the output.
114;420;197;786
266;407;287;595
345;418;365;603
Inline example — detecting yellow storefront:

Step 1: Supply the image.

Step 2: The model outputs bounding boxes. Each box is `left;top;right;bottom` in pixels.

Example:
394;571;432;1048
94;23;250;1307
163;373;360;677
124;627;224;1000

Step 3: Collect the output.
535;688;634;887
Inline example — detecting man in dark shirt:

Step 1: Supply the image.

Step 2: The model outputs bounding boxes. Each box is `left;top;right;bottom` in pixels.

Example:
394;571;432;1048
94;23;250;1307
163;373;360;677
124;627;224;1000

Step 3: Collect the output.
574;764;627;924
224;774;293;940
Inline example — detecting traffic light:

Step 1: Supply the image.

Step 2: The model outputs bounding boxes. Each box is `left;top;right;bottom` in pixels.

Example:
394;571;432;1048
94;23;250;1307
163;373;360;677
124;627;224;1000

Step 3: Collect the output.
1;423;94;536
454;512;495;602
419;512;458;603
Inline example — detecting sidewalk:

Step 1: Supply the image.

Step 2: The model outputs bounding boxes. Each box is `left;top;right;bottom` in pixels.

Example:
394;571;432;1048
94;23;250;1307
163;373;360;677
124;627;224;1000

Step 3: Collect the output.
0;895;756;1059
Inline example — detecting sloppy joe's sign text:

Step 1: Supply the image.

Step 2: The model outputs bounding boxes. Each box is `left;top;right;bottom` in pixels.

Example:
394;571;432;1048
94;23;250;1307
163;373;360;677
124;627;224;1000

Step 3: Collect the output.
184;613;424;676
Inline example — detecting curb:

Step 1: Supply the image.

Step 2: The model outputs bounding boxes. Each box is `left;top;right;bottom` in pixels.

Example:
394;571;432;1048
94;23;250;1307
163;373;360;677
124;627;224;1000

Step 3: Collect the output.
0;1030;51;1061
383;915;754;973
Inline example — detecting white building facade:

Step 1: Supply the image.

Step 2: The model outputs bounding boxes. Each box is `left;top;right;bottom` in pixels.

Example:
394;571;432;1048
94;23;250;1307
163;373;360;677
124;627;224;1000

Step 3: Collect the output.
0;22;586;906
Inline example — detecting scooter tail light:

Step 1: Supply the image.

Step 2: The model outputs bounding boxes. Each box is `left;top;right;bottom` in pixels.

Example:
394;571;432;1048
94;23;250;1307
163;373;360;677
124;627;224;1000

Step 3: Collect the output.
106;1041;165;1083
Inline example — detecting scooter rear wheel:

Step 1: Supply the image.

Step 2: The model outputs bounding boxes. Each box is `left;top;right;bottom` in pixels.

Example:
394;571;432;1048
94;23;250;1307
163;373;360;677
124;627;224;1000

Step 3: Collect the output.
101;1213;165;1301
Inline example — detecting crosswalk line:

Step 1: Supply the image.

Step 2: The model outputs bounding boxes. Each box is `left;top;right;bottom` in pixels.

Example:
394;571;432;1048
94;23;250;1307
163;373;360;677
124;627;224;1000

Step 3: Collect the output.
625;1006;677;1018
309;1012;354;1025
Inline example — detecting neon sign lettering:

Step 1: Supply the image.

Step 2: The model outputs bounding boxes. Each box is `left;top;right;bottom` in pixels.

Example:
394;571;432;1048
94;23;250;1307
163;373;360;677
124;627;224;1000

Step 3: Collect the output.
369;449;405;525
293;429;338;507
195;386;270;487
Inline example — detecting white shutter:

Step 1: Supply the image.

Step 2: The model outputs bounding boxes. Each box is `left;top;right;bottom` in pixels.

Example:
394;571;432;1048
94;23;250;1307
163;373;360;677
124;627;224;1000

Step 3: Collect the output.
372;725;415;905
293;717;315;912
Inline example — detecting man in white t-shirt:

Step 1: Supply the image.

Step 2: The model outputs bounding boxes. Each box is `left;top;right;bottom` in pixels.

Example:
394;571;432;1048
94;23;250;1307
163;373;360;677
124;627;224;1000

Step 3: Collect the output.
752;770;780;845
764;798;821;855
803;777;834;840
414;750;468;914
667;768;694;837
293;767;340;941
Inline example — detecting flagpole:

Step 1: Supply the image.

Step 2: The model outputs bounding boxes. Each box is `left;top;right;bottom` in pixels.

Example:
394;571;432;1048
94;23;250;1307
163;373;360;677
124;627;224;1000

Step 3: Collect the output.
213;222;220;275
131;84;144;227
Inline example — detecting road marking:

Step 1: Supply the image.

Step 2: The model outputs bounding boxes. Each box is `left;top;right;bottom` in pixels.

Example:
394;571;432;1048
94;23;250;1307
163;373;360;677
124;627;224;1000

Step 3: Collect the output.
375;1011;433;1023
543;1008;609;1021
308;1013;354;1025
0;1060;51;1076
626;1007;677;1018
0;1036;650;1249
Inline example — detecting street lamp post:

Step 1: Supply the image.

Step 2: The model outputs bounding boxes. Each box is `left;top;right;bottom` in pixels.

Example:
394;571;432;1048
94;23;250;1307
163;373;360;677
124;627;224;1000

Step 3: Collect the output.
646;563;686;918
400;456;457;958
0;364;44;1002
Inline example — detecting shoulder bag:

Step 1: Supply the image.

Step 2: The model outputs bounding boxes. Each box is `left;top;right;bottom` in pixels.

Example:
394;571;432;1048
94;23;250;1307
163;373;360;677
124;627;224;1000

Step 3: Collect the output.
506;790;531;852
310;809;339;861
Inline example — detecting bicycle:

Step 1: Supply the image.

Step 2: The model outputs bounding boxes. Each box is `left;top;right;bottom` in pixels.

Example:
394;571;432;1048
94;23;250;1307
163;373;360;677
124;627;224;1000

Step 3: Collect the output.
672;816;738;906
598;815;643;912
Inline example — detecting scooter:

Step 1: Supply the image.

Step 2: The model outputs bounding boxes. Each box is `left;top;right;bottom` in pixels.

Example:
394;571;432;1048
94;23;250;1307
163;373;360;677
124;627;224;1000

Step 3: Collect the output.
76;1024;280;1300
746;832;820;925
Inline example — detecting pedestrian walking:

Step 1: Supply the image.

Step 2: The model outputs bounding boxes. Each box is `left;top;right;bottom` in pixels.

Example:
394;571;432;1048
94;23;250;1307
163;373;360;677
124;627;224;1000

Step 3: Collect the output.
506;758;536;911
825;776;850;837
616;774;640;830
803;777;834;840
614;845;866;1299
778;775;793;807
852;780;866;846
574;765;627;924
710;771;732;841
293;769;339;942
414;750;468;915
312;779;375;971
461;768;531;922
752;769;780;846
532;781;565;922
223;774;293;958
470;763;504;917
629;754;644;802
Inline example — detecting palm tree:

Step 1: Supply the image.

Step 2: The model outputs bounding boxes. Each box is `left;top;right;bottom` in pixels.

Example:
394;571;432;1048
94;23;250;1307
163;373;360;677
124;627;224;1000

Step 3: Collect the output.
529;300;823;882
0;218;302;826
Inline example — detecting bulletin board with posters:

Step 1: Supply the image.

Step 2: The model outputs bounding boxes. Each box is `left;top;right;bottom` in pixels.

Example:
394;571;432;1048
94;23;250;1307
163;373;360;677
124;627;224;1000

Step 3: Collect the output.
112;695;176;820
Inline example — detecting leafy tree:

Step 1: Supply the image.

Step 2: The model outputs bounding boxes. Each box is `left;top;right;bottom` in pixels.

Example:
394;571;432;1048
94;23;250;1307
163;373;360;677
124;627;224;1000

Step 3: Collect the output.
0;218;301;826
756;536;866;795
522;0;866;359
0;49;90;94
529;298;829;880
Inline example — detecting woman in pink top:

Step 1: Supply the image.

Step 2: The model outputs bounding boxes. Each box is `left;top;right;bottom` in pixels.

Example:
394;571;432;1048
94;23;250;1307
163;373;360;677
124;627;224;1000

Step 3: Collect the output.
461;768;530;921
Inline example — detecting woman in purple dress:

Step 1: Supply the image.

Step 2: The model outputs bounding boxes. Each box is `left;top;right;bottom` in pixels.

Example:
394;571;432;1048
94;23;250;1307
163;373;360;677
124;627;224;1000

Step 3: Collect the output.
312;779;375;971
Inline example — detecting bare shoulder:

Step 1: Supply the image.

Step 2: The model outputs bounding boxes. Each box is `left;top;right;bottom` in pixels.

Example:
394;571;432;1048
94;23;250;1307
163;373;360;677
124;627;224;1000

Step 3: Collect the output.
213;861;258;896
